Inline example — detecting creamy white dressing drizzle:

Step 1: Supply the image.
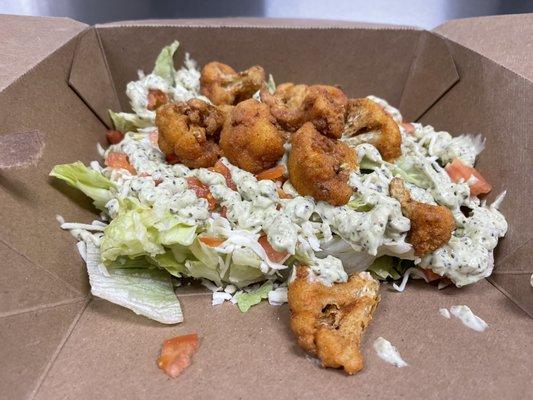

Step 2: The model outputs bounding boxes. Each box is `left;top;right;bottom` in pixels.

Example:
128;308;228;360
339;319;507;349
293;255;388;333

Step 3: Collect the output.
449;305;488;332
373;337;408;367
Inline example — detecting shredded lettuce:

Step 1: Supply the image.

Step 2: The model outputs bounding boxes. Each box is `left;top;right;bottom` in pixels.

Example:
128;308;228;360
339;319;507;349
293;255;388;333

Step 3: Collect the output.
153;40;180;85
108;110;152;133
50;162;115;209
86;243;182;324
234;281;273;312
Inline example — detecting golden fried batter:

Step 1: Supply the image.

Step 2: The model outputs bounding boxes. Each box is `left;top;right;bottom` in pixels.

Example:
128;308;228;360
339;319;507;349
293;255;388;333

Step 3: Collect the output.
389;178;455;256
261;84;348;138
219;99;286;174
288;266;380;375
155;99;224;168
200;62;265;105
288;122;356;206
345;98;402;161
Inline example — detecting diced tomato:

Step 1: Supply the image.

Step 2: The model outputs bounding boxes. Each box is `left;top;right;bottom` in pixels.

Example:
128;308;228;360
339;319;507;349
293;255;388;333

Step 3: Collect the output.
147;89;169;111
157;333;199;378
276;188;293;199
445;157;492;197
258;235;288;264
256;165;286;181
166;153;180;165
105;152;136;175
211;160;237;190
149;129;159;147
106;130;125;144
400;122;415;134
220;206;228;219
420;268;441;282
187;177;217;210
199;236;226;247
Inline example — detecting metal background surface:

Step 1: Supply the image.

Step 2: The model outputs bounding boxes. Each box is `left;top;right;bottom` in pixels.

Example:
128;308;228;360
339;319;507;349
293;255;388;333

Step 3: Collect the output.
1;0;532;28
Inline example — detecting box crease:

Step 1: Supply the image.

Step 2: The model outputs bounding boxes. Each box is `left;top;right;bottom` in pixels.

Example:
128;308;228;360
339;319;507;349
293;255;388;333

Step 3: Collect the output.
0;235;84;298
68;27;119;128
29;298;91;400
0;296;87;319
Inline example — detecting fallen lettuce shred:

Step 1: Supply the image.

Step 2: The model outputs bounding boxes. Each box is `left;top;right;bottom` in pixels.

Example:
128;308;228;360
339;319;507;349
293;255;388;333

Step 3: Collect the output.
50;162;115;210
234;281;273;312
86;242;183;324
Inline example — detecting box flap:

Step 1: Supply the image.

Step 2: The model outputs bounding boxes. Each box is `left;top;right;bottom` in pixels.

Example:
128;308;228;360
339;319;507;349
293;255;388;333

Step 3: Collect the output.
0;14;87;92
434;14;533;82
399;31;459;121
69;28;121;128
417;32;533;316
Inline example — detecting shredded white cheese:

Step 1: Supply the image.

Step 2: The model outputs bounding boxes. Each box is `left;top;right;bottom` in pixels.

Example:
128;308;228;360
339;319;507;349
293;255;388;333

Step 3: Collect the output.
439;308;451;319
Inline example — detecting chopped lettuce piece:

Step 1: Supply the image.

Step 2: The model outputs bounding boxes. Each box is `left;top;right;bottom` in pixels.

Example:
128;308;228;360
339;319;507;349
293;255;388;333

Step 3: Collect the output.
50;162;115;209
108;110;152;133
153;40;180;85
392;157;433;189
227;263;265;288
234;281;273;312
367;256;412;281
100;199;197;263
347;194;374;212
149;251;187;278
86;243;182;324
185;259;222;286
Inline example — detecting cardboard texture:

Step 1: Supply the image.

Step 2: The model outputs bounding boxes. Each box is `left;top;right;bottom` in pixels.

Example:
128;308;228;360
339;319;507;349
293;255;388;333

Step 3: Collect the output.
0;14;531;400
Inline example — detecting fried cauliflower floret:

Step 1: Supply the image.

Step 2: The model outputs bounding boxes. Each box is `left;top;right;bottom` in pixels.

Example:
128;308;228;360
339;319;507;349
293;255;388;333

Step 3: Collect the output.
200;61;265;105
389;177;455;256
155;99;224;168
344;98;402;161
261;84;348;138
219;99;286;174
288;266;380;375
288;122;357;206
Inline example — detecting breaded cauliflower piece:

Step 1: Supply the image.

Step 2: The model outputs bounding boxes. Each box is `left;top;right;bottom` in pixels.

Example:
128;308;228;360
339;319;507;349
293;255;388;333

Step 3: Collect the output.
288;266;380;375
288;122;356;206
389;177;455;256
261;84;348;138
344;98;402;161
155;99;224;168
200;61;265;105
219;99;286;174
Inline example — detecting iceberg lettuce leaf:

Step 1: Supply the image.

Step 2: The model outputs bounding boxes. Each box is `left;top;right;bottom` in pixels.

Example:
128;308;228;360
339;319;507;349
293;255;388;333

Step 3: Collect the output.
109;110;152;133
153;40;180;85
86;243;182;324
50;162;115;209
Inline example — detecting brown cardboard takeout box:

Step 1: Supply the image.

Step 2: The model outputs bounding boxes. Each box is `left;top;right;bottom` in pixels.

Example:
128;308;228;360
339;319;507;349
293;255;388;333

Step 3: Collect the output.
1;14;532;400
